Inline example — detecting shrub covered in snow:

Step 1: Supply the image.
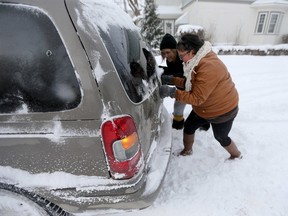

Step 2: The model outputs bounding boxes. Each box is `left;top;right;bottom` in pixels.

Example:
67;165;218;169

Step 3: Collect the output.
176;24;205;40
213;44;288;55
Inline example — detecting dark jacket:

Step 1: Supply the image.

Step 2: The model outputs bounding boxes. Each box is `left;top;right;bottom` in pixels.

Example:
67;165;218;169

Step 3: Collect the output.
162;55;184;77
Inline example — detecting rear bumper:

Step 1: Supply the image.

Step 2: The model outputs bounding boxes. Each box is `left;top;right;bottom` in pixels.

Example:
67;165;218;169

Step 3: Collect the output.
53;105;172;213
0;106;172;214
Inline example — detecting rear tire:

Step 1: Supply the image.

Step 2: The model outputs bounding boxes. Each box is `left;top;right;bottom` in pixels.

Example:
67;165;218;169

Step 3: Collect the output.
0;183;71;216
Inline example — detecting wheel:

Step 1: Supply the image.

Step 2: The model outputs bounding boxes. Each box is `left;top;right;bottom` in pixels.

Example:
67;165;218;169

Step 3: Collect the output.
0;189;49;216
0;183;71;216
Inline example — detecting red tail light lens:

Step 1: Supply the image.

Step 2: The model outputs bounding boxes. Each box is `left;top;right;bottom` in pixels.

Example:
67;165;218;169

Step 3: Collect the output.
101;115;143;179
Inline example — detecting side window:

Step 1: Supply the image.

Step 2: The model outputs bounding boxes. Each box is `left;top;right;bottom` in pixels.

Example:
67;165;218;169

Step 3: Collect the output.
99;26;157;103
0;4;81;114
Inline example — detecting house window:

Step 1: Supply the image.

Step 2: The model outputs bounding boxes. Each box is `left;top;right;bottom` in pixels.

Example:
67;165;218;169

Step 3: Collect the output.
164;20;174;35
255;11;282;34
256;12;267;34
268;12;280;34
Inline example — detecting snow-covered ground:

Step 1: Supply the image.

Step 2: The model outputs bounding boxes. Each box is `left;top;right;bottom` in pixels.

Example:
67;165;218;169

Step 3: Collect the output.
106;55;288;216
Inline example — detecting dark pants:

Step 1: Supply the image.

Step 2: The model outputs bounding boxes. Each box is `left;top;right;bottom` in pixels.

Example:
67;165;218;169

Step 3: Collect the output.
183;110;234;147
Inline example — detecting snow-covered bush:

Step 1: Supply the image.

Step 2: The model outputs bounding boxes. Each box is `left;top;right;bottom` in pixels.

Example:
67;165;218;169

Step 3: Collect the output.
176;24;205;40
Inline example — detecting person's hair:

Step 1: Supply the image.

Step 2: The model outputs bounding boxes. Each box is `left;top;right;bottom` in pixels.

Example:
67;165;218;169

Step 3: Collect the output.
177;33;204;54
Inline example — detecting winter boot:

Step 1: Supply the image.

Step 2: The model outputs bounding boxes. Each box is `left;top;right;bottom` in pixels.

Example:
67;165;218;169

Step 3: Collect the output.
224;140;242;159
172;115;184;130
179;133;194;156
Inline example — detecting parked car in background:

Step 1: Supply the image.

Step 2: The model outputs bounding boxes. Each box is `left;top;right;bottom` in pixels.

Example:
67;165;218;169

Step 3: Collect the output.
0;0;172;215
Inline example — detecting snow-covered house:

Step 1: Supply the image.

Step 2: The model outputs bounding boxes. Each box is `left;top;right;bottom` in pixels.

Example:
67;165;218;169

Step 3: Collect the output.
155;0;182;36
156;0;288;45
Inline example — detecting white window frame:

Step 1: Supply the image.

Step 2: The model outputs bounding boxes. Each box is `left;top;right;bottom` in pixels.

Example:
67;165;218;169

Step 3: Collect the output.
255;12;268;34
255;11;283;35
267;12;281;34
164;20;175;35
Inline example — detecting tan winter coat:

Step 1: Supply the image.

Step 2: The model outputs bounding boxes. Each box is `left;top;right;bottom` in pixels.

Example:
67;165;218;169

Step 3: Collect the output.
173;51;239;119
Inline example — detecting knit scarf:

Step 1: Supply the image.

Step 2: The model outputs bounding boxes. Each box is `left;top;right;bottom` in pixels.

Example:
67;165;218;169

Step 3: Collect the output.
183;41;212;91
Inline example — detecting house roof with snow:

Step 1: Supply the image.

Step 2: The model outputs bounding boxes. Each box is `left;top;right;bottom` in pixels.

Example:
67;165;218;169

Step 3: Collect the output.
253;0;288;3
182;0;288;7
251;0;288;7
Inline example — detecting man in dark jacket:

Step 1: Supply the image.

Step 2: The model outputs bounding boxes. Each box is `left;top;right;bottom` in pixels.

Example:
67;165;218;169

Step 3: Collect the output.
160;33;186;129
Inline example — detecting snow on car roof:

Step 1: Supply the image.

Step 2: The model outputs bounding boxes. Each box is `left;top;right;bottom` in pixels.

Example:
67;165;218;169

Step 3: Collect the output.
78;0;139;34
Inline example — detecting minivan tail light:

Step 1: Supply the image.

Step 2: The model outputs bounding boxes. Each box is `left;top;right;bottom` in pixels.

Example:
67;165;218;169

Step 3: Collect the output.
101;115;143;179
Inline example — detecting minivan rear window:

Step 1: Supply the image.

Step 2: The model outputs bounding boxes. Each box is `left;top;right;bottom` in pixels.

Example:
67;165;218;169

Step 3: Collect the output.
0;4;81;114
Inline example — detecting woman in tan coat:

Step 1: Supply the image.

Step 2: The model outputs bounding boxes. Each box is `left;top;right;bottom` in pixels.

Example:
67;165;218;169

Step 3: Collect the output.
159;33;241;159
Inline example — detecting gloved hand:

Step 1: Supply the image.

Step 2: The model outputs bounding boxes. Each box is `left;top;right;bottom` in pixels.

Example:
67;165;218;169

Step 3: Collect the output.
161;75;174;85
159;85;176;99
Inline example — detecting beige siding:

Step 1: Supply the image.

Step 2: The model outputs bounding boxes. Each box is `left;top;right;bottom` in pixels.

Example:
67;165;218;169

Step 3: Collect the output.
155;0;288;45
183;2;256;45
182;1;288;45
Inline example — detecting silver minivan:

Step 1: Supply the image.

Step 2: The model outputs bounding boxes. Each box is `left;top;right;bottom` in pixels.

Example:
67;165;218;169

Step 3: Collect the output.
0;0;172;215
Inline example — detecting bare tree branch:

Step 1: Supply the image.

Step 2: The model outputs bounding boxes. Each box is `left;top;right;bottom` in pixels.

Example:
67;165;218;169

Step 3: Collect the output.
128;0;141;16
